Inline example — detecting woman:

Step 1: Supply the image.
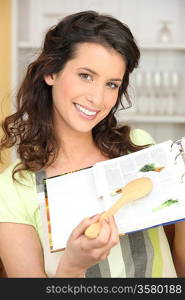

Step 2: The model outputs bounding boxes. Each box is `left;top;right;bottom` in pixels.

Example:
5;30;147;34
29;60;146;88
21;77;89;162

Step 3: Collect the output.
0;10;184;278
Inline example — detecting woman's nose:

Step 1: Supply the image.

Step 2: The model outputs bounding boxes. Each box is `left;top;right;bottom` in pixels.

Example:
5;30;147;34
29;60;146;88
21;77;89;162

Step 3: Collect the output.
86;84;105;107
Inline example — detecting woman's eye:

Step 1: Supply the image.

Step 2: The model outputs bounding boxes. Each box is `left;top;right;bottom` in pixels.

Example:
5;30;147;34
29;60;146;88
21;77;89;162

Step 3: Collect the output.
79;73;92;81
107;82;119;89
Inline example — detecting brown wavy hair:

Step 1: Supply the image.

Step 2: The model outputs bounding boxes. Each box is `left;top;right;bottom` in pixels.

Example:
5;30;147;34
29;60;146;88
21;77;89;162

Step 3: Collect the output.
0;10;148;180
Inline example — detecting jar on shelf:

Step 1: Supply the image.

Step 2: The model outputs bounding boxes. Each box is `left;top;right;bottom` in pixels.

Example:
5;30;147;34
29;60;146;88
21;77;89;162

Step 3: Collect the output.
158;21;173;43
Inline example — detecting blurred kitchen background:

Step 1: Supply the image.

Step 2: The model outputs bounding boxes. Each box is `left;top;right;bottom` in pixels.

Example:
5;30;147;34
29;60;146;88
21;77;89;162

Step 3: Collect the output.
0;0;185;171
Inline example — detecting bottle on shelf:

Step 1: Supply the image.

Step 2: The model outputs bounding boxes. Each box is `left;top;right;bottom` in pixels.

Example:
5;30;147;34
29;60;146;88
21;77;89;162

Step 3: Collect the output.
158;20;173;44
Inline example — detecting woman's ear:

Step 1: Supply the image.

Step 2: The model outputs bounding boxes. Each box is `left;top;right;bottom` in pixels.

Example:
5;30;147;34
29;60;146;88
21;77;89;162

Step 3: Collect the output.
44;74;55;86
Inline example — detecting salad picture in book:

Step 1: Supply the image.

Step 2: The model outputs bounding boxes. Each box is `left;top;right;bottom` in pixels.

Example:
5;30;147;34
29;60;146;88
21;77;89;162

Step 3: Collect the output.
44;139;185;252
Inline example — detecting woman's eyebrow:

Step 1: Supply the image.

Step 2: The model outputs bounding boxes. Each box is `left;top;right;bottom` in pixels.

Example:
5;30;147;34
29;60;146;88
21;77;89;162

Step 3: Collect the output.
77;67;122;81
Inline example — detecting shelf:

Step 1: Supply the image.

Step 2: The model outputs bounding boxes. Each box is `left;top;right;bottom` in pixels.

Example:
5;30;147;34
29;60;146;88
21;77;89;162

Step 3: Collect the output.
139;43;185;50
117;114;185;123
18;42;185;51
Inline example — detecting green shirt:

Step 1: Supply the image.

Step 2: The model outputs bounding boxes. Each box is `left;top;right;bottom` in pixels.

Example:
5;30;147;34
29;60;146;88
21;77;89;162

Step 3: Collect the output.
0;129;177;277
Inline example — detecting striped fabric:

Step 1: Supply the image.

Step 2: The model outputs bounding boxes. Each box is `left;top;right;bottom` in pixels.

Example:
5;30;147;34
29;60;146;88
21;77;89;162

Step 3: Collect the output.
85;227;176;278
86;231;153;277
36;171;177;278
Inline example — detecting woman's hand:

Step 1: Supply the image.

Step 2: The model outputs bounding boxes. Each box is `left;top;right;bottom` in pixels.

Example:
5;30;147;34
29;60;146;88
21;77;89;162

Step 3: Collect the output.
55;214;119;277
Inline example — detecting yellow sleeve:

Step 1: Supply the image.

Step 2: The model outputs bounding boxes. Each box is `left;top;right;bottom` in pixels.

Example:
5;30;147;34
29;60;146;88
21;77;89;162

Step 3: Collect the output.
0;163;37;227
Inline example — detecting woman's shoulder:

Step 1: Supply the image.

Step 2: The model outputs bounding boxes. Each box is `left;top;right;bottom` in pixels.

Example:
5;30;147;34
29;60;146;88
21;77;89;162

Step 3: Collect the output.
130;128;155;146
0;159;38;226
0;159;19;178
0;159;35;186
0;160;19;186
0;159;36;197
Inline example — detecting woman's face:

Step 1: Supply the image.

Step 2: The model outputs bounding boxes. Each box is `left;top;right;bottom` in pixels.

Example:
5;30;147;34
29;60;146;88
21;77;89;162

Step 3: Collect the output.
45;42;126;134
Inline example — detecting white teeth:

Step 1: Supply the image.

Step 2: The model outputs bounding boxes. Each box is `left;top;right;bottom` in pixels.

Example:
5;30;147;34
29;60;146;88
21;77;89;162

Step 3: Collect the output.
75;104;97;116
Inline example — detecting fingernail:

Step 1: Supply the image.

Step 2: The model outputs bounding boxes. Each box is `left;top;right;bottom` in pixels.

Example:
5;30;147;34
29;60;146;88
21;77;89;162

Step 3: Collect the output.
90;214;99;219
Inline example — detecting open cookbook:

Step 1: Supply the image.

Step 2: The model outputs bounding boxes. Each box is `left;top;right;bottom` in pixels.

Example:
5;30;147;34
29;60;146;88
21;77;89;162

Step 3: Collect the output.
43;138;185;252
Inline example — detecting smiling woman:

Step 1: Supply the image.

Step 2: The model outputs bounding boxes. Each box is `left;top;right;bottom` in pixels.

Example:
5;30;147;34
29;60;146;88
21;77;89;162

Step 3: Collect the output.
0;10;142;177
0;10;184;278
44;43;125;139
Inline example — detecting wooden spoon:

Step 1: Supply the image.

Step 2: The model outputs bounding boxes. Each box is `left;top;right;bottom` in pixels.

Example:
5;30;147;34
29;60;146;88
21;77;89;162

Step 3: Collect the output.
84;177;153;239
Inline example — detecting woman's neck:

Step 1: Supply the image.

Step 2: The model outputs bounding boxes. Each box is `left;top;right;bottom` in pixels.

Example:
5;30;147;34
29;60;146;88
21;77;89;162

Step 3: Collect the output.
46;128;108;177
58;128;96;159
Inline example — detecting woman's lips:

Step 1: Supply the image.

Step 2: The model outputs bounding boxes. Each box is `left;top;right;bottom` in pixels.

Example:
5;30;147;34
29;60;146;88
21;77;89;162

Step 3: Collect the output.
74;103;99;120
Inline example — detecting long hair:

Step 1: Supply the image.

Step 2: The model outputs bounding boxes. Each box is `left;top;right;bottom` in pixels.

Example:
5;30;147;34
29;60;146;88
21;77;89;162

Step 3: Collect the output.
0;10;146;179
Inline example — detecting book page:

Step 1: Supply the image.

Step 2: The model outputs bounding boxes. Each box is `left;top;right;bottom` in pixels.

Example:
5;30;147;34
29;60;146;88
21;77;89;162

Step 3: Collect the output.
44;167;104;251
93;140;185;233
